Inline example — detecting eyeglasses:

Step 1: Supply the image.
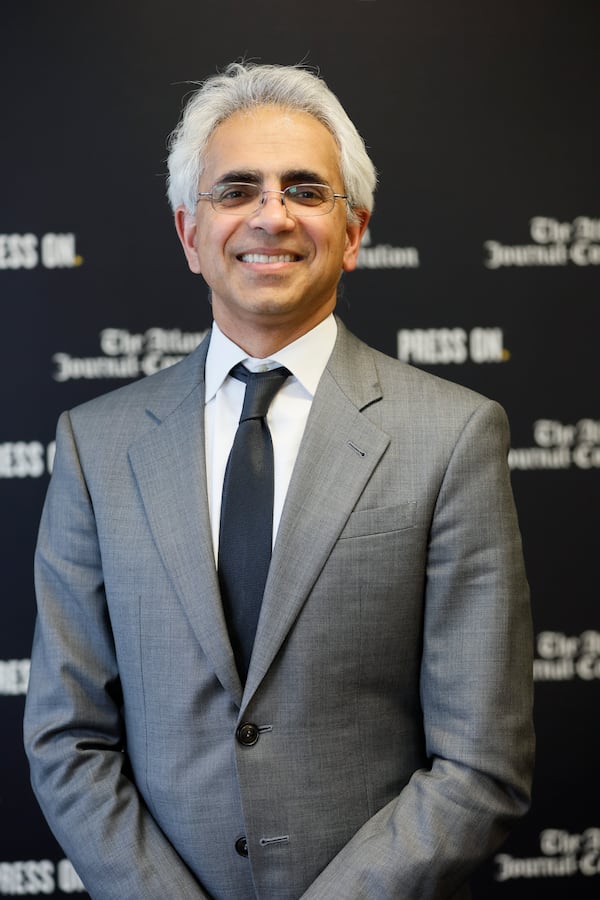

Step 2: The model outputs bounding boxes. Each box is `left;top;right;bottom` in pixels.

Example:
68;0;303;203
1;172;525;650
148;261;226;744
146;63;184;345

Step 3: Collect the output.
197;182;348;217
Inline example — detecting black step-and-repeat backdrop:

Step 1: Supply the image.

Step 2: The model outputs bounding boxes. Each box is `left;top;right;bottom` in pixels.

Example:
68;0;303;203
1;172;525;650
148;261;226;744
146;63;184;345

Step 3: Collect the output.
2;1;598;896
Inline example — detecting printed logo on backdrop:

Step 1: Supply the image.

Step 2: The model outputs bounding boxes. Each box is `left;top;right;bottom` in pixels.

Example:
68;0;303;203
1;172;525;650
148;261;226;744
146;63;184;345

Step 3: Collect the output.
357;228;420;269
495;828;600;881
397;327;509;365
0;660;30;695
52;327;208;382
509;419;600;470
0;858;84;894
534;631;600;682
484;216;600;268
0;233;82;269
0;442;55;478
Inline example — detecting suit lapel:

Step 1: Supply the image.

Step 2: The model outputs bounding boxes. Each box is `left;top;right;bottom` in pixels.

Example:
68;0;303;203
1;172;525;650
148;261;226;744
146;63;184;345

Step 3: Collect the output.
126;323;389;708
128;336;243;705
244;323;390;704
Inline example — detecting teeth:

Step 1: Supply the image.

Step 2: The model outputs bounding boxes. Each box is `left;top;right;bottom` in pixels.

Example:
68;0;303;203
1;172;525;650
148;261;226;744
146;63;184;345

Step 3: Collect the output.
240;253;296;263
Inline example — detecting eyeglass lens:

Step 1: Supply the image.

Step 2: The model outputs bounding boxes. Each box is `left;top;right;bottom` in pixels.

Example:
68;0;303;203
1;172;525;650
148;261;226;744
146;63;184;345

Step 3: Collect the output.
212;183;336;216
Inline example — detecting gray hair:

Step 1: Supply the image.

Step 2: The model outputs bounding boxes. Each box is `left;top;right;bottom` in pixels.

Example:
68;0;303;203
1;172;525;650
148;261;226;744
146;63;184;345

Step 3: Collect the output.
166;63;377;222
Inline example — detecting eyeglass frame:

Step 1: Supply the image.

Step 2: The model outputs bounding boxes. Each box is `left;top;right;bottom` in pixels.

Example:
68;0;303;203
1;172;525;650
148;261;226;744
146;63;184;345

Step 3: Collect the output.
196;181;349;217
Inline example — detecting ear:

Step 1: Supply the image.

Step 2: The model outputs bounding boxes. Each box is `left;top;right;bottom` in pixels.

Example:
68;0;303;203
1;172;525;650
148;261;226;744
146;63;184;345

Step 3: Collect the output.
174;205;202;274
342;209;370;272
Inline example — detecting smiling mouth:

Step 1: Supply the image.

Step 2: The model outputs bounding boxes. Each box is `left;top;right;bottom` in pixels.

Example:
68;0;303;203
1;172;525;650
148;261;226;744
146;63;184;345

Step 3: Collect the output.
238;253;300;264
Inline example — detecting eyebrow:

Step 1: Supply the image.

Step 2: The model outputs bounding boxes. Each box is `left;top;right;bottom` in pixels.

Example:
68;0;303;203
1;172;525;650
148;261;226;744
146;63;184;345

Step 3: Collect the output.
214;169;329;186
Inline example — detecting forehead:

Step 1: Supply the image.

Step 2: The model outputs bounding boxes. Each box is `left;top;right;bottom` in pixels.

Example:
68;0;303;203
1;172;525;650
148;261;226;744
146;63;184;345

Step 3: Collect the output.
201;106;343;185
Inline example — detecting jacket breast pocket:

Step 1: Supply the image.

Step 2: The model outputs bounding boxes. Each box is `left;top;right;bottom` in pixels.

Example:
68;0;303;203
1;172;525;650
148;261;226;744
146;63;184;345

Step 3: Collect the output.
339;500;417;539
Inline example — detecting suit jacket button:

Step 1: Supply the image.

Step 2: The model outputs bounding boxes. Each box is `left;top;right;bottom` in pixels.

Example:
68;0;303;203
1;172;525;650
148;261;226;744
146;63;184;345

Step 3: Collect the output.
235;836;249;857
237;723;259;746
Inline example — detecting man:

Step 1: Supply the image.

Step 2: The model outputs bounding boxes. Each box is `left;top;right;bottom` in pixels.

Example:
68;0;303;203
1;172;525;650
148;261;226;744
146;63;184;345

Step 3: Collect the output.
24;63;534;899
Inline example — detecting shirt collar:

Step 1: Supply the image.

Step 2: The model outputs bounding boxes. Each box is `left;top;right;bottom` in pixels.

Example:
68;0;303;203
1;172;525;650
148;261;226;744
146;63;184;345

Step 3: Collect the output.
205;314;337;404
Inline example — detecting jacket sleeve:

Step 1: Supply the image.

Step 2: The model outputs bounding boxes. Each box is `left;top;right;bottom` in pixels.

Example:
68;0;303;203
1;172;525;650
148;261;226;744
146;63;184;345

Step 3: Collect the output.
23;411;211;900
300;399;535;900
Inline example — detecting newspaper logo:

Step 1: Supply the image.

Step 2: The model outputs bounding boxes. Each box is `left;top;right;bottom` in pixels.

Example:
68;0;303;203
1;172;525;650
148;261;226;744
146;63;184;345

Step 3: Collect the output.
495;828;600;880
484;216;600;268
534;631;600;682
52;327;207;382
509;419;600;470
357;228;419;269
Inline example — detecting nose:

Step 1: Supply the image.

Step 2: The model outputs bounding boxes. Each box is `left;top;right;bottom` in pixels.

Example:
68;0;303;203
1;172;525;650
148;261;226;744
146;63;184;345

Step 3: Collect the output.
249;190;295;232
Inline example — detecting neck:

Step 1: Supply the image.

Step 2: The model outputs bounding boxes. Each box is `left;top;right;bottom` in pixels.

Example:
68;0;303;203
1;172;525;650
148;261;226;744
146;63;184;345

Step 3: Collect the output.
213;309;334;358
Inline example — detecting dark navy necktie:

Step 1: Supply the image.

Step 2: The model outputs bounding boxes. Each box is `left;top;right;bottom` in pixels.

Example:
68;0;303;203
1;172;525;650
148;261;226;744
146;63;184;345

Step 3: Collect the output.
218;363;290;681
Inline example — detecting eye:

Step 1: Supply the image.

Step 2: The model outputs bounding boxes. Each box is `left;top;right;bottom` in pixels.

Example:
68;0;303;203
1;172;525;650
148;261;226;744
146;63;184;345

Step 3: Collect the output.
214;183;258;206
287;184;329;205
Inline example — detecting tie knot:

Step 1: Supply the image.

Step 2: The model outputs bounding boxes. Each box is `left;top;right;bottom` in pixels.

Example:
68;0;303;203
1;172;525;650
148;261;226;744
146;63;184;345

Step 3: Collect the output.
230;363;290;421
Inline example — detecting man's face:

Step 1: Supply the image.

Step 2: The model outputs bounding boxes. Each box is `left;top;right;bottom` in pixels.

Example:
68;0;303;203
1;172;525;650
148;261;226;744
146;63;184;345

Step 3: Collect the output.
175;105;369;351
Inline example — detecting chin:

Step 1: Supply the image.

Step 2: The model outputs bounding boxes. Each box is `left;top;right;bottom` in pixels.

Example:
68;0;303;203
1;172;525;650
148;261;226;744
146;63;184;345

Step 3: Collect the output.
242;296;302;316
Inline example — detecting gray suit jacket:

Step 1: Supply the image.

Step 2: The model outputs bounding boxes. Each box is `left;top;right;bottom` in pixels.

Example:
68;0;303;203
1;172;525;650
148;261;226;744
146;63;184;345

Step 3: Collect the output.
24;320;534;899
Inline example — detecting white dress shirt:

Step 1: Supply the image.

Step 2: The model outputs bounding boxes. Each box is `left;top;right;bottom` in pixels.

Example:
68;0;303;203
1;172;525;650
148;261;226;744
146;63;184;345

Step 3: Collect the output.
204;314;337;562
